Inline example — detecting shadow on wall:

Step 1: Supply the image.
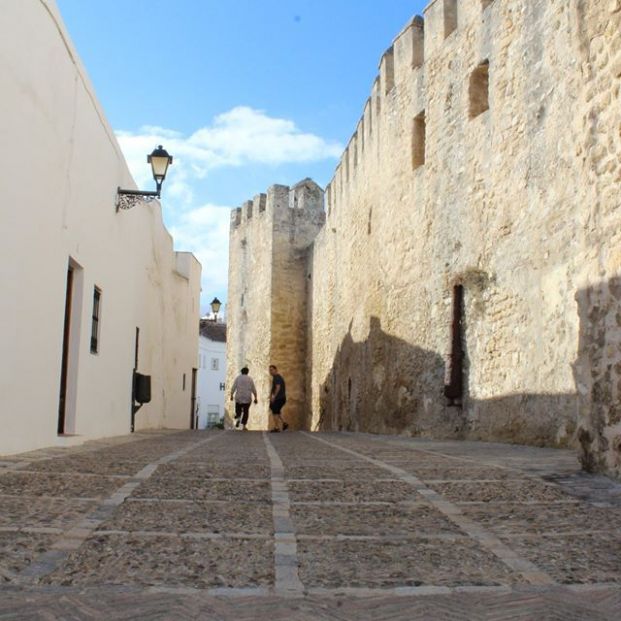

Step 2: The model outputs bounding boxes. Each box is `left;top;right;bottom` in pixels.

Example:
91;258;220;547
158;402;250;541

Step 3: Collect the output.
467;393;579;448
314;277;621;480
315;317;579;446
315;317;464;438
574;276;621;476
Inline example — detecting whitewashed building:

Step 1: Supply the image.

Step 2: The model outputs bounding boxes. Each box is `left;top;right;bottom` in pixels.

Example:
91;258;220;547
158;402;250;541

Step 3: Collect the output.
0;0;201;455
196;320;227;428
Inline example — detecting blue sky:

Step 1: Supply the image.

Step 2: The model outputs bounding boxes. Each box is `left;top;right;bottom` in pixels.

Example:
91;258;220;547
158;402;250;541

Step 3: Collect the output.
56;0;427;315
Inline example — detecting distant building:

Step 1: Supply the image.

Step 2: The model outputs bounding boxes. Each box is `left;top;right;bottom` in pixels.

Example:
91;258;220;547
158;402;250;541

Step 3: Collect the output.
0;1;201;455
197;320;227;428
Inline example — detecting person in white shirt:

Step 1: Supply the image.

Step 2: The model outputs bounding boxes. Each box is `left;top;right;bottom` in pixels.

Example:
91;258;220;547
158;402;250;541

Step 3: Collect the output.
230;367;257;430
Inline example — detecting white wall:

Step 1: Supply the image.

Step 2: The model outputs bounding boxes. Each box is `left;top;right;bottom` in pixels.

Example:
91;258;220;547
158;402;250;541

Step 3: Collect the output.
197;335;226;428
0;0;201;454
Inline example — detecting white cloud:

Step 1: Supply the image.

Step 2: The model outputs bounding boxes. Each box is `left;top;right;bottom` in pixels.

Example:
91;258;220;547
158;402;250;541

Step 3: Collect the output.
116;106;342;190
188;106;343;165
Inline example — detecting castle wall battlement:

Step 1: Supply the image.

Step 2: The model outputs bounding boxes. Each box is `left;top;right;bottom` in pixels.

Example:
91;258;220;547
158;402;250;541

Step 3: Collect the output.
228;0;621;477
326;0;504;224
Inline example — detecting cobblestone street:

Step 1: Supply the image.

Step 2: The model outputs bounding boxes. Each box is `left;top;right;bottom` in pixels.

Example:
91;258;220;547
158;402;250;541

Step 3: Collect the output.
1;430;620;619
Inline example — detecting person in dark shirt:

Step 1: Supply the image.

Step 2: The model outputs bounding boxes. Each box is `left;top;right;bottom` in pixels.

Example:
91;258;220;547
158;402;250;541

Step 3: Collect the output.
268;364;288;432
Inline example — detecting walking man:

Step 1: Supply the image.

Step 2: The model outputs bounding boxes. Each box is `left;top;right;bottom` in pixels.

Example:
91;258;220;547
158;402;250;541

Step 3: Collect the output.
230;367;257;430
268;364;288;432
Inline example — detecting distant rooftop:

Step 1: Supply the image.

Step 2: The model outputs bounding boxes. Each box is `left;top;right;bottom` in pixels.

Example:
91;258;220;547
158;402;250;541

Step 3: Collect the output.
199;319;227;342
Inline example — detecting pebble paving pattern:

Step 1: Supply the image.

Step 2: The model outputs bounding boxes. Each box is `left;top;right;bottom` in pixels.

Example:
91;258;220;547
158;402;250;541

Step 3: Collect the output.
0;429;620;619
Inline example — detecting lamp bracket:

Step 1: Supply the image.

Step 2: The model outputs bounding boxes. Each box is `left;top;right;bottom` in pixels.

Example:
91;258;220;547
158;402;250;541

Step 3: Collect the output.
116;187;160;212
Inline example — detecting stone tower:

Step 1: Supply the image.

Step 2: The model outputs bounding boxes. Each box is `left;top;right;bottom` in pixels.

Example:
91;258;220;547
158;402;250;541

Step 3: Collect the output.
226;179;324;430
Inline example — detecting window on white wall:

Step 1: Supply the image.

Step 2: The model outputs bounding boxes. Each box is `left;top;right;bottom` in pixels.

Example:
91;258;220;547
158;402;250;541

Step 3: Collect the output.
90;287;101;354
211;358;219;371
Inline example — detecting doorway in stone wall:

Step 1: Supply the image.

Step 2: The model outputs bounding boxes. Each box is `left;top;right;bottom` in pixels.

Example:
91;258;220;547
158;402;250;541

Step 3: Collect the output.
444;284;465;407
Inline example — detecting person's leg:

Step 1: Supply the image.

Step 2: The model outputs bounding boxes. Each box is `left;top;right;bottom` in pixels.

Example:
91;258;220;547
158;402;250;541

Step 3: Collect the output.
271;401;287;431
235;402;243;427
277;401;288;430
269;404;280;431
241;403;250;427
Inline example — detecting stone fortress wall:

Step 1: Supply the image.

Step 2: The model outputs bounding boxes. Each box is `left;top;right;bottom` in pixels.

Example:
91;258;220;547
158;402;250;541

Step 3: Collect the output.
228;0;621;477
227;180;324;430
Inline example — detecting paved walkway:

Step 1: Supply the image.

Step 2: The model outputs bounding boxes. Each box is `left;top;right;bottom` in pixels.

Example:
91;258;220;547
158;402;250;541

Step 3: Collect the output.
1;430;620;619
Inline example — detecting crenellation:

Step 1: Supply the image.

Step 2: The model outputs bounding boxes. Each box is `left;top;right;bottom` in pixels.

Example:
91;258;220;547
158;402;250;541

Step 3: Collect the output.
326;182;332;217
243;199;253;221
267;183;290;219
379;45;395;94
231;207;241;228
424;0;459;59
393;16;425;83
290;178;324;213
412;15;425;68
372;76;381;118
358;117;365;154
364;97;372;138
254;192;267;214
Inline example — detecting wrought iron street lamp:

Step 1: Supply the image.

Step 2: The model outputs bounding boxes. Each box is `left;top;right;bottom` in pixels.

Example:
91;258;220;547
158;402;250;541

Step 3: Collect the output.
210;297;222;321
116;145;173;211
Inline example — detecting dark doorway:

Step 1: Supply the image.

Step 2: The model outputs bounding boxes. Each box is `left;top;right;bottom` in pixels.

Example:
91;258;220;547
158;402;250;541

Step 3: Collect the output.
190;368;198;429
58;266;74;434
444;284;465;406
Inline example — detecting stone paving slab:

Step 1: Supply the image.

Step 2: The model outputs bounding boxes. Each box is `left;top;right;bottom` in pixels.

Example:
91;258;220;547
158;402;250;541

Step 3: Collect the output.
25;456;149;476
42;533;274;589
0;533;55;581
0;471;123;499
297;538;524;588
102;499;273;535
290;503;462;536
431;480;569;503
500;532;621;584
288;480;421;503
132;479;272;502
285;464;387;480
395;465;527;481
0;497;97;529
176;453;270;464
155;463;271;480
461;502;621;535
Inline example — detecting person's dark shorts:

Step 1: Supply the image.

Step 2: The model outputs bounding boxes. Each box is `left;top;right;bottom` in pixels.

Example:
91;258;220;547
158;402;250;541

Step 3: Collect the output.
269;398;286;414
235;402;250;418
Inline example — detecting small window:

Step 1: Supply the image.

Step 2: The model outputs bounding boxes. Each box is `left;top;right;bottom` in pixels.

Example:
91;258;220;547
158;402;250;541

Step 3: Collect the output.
412;111;426;169
211;358;219;371
183;373;186;390
90;287;101;354
469;60;490;118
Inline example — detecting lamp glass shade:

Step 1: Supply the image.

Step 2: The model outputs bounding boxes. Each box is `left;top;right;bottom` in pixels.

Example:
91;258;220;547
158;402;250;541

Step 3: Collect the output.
210;297;222;314
148;145;172;183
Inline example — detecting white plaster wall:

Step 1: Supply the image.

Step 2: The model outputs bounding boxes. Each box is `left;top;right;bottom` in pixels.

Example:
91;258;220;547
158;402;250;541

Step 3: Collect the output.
197;334;226;428
0;0;201;454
